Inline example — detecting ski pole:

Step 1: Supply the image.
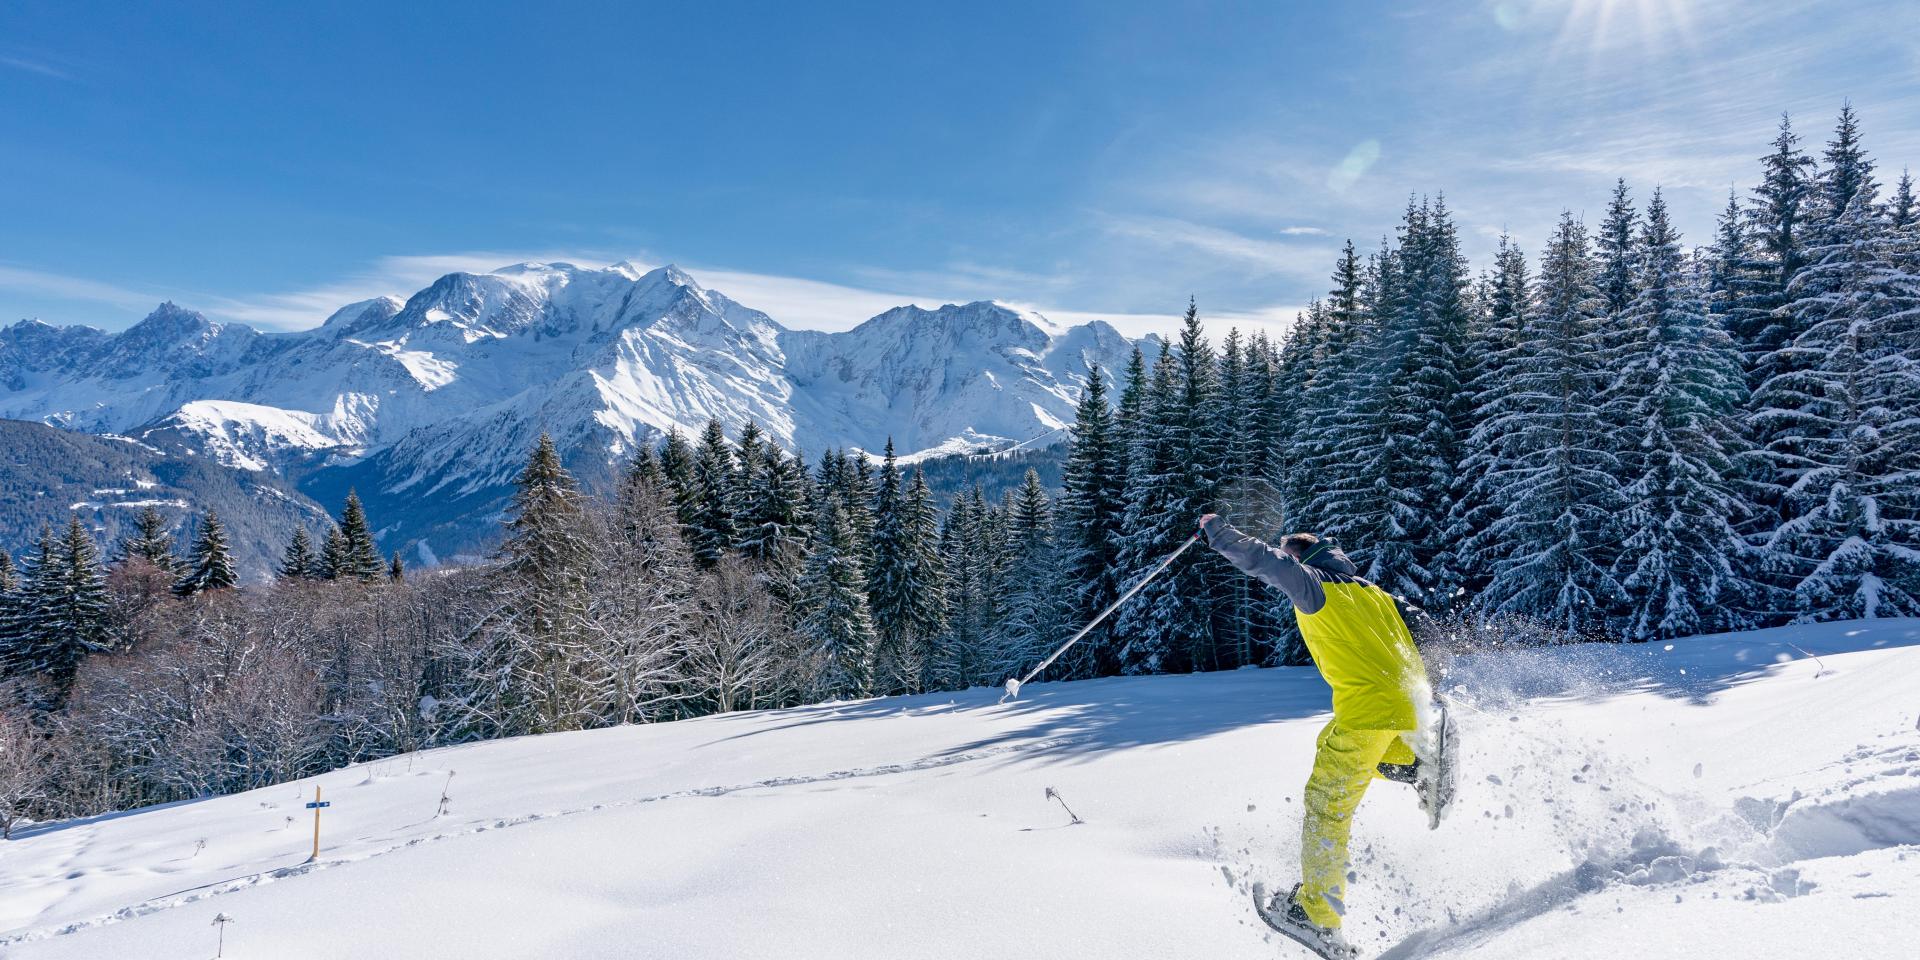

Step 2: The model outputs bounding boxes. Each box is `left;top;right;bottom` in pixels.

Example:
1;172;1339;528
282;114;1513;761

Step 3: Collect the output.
1001;532;1202;703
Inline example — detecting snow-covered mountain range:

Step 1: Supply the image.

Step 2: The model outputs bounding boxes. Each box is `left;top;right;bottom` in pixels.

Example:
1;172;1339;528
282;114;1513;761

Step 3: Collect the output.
0;262;1139;562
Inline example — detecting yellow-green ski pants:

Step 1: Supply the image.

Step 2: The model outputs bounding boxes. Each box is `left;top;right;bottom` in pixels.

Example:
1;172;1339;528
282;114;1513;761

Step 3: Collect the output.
1298;720;1417;929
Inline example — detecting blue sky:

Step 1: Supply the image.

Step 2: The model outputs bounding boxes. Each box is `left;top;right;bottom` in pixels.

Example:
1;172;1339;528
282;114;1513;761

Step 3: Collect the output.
2;0;1916;338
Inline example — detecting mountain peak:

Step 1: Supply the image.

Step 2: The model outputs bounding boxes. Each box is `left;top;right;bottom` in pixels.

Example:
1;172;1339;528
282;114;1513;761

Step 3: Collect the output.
125;301;215;340
646;263;698;288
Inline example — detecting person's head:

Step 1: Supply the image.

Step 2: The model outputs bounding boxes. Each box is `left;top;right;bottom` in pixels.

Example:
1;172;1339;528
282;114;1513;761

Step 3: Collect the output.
1280;532;1320;560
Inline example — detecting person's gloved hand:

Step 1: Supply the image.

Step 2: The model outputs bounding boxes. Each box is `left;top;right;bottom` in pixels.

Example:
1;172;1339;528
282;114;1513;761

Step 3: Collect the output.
1198;513;1221;537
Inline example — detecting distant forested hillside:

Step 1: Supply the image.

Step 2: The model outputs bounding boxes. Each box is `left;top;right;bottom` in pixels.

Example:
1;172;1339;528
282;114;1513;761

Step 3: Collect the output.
0;419;330;578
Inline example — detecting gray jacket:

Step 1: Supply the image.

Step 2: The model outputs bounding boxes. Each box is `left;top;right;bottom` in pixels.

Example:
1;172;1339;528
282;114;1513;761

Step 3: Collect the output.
1200;517;1362;615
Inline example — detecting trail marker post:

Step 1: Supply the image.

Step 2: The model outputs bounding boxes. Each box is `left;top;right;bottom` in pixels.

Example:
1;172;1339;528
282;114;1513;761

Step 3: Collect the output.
305;786;330;862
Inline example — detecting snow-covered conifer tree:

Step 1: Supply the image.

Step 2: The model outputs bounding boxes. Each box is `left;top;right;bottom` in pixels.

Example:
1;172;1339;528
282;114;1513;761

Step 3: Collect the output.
1116;319;1213;673
1889;168;1916;230
685;420;739;567
1058;363;1126;676
658;427;698;530
115;506;178;572
4;521;111;706
1446;234;1530;602
1471;212;1623;634
866;441;925;692
278;527;318;581
173;510;238;596
335;491;386;582
1607;191;1754;639
488;433;595;734
1735;114;1819;371
798;502;878;698
1753;167;1920;619
737;448;812;601
992;469;1061;678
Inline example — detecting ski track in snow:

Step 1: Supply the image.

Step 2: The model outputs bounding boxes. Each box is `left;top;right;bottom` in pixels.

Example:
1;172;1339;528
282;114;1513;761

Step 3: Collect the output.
0;735;1089;947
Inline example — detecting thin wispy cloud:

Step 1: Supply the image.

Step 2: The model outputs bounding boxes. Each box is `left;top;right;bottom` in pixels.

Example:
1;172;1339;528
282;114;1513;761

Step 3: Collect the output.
0;264;157;315
0;54;70;80
1099;214;1335;279
682;266;933;332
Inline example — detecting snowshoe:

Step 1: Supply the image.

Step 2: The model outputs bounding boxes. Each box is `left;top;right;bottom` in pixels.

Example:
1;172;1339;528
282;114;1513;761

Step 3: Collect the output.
1417;700;1459;830
1251;882;1357;960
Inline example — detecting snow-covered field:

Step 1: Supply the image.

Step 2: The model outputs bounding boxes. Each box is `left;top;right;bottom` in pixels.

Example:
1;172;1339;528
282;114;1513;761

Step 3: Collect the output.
3;620;1916;959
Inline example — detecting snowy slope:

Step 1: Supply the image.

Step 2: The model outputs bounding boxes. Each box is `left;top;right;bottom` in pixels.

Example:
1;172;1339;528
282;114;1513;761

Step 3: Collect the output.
3;620;1915;959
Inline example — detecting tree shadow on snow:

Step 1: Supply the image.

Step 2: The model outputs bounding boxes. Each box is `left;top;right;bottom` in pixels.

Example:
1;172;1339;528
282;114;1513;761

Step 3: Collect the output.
701;666;1342;766
701;619;1920;766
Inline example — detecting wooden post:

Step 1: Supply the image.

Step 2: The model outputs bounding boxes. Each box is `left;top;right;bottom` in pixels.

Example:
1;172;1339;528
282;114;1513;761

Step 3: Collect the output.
306;785;329;862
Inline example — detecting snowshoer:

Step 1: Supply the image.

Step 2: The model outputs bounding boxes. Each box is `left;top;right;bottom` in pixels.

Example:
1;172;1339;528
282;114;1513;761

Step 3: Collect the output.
1197;515;1456;958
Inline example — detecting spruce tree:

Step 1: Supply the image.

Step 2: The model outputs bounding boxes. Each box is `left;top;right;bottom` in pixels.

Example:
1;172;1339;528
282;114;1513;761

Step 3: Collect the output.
0;530;64;686
1593;178;1644;410
1211;328;1264;667
658;427;699;530
1607;192;1754;639
994;469;1061;678
863;461;946;692
115;506;178;571
1058;362;1126;676
844;453;877;567
388;552;406;582
319;525;348;581
624;443;664;491
730;420;768;525
1596;179;1640;320
1247;331;1283;481
902;469;948;670
173;510;238;596
1735;113;1819;371
1114;346;1150;461
929;492;983;690
1470;212;1623;634
1342;199;1474;606
1446;234;1530;602
1753;178;1920;619
1706;189;1766;323
798;502;878;698
865;440;916;692
685;420;739;567
737;449;812;601
1813;104;1875;235
279;527;319;581
1115;334;1205;673
1304;239;1395;561
335;491;385;582
931;485;1010;688
1889;169;1916;230
494;433;594;733
4;522;111;705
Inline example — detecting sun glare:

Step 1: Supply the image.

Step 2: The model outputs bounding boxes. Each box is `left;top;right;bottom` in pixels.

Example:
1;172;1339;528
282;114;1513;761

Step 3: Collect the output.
1498;0;1700;56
